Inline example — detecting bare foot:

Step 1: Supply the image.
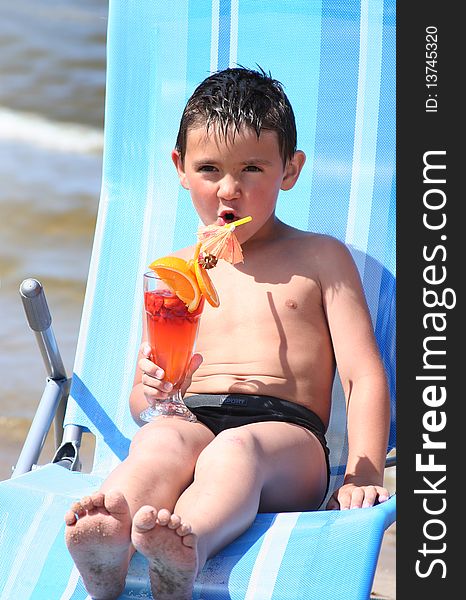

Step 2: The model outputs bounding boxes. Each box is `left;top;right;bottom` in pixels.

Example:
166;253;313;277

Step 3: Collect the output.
131;506;198;600
65;490;132;600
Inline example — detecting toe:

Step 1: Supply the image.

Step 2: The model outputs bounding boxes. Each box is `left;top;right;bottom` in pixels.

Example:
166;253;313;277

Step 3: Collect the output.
90;492;105;508
156;508;172;526
69;501;86;518
168;514;182;530
176;522;192;537
133;506;158;532
80;496;94;511
181;532;196;548
64;510;77;526
104;490;129;515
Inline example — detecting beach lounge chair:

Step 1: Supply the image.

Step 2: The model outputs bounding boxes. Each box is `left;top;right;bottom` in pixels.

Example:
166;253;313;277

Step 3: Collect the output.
0;1;396;598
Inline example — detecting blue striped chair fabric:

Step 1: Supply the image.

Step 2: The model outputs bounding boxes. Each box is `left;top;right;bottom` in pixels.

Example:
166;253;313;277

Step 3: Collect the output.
0;1;395;598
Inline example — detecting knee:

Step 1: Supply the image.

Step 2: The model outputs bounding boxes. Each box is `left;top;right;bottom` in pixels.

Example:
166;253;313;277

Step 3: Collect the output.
216;427;259;450
128;423;203;479
196;428;263;471
130;423;189;456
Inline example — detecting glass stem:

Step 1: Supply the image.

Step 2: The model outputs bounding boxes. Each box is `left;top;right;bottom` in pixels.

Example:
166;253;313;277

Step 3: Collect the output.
140;387;197;423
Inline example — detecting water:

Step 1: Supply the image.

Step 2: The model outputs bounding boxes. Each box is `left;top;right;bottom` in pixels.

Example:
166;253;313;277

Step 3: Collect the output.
0;0;108;479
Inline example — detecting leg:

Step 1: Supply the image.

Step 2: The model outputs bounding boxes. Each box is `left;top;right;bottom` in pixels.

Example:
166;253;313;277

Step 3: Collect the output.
131;421;327;600
65;418;214;600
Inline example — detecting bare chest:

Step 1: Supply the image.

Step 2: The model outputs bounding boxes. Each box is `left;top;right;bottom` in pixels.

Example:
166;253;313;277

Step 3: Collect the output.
197;264;325;347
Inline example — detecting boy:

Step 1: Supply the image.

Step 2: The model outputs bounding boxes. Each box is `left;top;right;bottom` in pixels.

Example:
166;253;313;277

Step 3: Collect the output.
65;67;390;600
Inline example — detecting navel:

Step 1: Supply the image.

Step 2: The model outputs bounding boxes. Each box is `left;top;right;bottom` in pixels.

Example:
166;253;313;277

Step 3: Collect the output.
285;299;298;309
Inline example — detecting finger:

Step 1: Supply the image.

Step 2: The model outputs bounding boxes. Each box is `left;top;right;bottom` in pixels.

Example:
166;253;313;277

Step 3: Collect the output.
140;343;152;358
142;370;166;386
142;376;171;398
145;389;168;405
139;359;165;380
190;353;203;371
362;486;378;508
336;489;352;511
349;487;365;509
181;354;203;394
377;487;390;504
186;354;203;380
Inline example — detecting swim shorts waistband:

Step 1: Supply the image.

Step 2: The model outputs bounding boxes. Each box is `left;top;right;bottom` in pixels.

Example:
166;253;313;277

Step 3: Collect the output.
185;393;327;434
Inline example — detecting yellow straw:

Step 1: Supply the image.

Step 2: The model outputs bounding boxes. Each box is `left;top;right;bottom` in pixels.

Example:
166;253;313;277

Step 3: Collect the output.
226;215;252;230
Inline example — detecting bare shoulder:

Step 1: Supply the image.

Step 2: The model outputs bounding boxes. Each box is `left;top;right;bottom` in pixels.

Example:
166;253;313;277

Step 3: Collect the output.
275;223;346;251
292;230;348;254
306;233;355;271
274;225;354;278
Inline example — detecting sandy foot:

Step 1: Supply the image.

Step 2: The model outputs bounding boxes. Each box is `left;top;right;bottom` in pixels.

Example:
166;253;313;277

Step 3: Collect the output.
132;506;198;600
65;490;132;600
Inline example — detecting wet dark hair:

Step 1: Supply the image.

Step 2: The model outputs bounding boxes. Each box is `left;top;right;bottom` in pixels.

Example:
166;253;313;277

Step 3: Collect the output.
175;66;297;165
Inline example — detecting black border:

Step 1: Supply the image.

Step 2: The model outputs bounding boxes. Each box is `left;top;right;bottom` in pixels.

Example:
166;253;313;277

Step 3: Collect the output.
397;3;460;596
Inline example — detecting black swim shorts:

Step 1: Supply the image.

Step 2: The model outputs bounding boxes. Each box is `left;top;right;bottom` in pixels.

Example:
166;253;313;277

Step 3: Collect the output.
185;393;330;500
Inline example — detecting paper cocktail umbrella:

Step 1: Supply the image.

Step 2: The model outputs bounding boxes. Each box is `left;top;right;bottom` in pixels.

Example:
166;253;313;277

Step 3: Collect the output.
197;216;252;265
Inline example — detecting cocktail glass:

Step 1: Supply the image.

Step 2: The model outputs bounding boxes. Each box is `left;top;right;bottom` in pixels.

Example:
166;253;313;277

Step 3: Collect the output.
139;271;204;422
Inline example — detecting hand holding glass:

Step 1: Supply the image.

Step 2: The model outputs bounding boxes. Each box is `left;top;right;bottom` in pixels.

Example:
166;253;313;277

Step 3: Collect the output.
139;272;203;422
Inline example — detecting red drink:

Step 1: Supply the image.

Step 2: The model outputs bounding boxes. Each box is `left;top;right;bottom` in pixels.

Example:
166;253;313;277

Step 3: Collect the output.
144;290;204;387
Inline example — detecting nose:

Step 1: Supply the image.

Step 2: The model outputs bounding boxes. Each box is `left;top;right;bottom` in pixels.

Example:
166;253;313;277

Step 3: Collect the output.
217;174;240;201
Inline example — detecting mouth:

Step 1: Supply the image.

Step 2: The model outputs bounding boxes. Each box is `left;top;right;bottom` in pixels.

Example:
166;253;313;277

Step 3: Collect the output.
216;211;238;226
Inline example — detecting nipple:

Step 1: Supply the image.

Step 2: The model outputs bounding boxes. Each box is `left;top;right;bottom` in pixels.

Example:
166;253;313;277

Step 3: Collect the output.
285;299;298;309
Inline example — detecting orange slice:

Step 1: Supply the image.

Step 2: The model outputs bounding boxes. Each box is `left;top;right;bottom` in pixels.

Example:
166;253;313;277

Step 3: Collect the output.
149;256;201;312
187;242;202;271
193;259;220;308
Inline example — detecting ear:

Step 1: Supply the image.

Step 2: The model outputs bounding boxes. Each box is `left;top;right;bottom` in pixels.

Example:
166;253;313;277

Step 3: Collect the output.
281;150;306;191
171;149;190;190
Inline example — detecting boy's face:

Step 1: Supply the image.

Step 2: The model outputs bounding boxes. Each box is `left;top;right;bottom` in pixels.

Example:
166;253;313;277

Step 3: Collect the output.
172;125;305;244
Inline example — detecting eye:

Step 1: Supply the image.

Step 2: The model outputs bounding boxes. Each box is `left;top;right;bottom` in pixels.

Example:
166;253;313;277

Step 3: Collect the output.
243;165;262;172
198;164;217;172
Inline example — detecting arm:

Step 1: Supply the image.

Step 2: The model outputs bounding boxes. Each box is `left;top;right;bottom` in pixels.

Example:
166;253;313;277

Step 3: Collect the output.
319;238;391;509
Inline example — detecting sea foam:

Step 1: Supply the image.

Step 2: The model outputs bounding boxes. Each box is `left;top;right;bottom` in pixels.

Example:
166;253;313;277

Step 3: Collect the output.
0;106;103;155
